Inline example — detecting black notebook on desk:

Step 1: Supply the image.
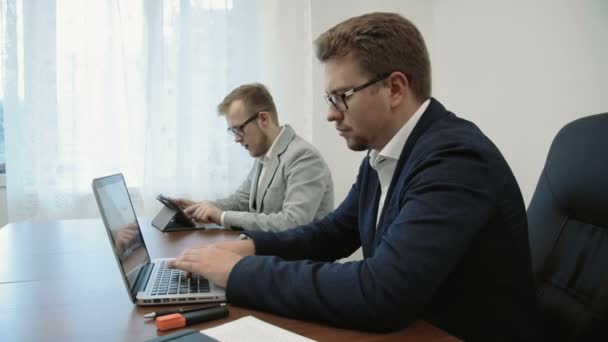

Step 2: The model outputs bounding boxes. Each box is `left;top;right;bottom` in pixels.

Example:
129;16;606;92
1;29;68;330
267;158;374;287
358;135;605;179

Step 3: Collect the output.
146;329;218;342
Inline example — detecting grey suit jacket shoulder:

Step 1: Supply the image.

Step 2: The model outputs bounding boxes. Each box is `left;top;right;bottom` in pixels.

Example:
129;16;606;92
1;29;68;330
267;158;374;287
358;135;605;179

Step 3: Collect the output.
212;125;334;232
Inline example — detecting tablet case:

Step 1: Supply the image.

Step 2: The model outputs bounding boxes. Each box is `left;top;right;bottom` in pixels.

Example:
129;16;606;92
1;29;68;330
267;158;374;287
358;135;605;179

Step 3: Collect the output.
152;198;199;232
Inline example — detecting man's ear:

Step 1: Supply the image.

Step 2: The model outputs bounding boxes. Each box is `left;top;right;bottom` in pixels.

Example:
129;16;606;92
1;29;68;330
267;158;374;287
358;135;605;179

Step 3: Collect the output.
258;111;272;127
388;72;409;108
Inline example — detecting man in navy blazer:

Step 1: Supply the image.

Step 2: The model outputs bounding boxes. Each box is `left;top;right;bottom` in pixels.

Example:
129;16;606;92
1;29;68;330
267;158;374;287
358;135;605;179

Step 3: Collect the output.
170;12;543;341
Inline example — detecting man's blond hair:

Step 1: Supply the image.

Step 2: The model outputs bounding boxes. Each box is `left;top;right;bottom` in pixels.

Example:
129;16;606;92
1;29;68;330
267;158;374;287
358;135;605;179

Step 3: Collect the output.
218;83;279;125
315;12;431;102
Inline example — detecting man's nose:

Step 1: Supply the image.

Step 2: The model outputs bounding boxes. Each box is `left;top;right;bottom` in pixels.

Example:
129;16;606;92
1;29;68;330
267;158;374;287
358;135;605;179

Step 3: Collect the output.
326;106;343;122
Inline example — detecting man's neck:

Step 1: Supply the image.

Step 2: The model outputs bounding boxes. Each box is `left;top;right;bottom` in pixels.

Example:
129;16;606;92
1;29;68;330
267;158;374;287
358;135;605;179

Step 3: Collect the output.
373;100;422;151
261;125;282;157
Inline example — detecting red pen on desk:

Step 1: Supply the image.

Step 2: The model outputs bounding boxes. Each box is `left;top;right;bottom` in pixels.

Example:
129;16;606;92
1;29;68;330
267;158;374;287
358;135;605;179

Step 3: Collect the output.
156;305;229;331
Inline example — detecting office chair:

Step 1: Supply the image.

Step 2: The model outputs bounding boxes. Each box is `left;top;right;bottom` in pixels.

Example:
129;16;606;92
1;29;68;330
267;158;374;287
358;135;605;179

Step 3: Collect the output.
527;112;608;341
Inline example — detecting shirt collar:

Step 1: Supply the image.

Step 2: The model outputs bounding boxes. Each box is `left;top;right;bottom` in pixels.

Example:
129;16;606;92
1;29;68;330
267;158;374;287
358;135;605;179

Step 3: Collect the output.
369;99;430;169
260;126;285;164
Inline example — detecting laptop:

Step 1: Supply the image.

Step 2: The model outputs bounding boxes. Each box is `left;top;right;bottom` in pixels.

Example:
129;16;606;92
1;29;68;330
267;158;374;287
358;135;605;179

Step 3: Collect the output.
92;173;226;305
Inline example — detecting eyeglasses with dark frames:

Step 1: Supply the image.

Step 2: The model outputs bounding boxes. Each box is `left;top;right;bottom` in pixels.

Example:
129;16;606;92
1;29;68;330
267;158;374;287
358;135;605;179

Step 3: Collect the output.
227;111;264;137
324;73;391;112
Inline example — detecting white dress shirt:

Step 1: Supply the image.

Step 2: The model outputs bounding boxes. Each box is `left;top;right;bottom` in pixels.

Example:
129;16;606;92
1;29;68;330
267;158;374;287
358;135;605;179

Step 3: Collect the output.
369;99;430;227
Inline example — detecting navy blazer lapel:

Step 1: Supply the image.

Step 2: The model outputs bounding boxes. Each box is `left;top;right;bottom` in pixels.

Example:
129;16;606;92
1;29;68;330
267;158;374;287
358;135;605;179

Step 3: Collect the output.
256;158;279;210
375;98;447;234
359;155;382;257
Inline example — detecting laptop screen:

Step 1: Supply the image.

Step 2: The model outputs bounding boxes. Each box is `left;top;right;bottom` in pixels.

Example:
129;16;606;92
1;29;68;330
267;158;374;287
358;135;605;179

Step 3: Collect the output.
92;174;150;294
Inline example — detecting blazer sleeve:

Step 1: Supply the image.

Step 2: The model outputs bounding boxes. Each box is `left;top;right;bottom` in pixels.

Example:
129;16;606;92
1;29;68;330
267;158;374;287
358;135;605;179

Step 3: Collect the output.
243;160;364;261
222;148;332;232
226;143;496;332
210;165;254;212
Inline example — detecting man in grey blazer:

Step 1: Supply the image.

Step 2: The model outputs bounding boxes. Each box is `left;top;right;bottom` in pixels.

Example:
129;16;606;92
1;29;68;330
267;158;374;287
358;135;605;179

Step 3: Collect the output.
176;83;334;232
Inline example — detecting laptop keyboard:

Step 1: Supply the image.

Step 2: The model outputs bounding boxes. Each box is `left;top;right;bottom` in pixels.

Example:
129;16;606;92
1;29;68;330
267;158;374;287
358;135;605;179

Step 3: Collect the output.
150;260;211;296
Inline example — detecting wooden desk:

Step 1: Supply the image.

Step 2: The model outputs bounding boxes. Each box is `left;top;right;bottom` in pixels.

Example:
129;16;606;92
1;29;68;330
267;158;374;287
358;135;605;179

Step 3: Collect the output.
0;219;460;342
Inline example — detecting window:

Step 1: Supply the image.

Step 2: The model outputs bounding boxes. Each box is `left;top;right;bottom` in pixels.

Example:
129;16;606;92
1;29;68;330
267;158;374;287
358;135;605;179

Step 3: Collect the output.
0;0;299;221
0;0;8;175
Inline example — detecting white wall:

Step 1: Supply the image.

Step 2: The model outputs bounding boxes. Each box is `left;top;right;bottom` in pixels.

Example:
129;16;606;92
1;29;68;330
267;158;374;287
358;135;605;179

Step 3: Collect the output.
431;0;608;205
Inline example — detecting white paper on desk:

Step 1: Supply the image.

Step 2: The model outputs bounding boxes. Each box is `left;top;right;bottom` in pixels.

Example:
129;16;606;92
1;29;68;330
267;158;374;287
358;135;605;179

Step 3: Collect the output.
200;316;316;342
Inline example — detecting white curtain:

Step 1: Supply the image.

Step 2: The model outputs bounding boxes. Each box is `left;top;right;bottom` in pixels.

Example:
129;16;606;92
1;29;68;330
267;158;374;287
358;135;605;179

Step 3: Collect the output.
1;0;312;221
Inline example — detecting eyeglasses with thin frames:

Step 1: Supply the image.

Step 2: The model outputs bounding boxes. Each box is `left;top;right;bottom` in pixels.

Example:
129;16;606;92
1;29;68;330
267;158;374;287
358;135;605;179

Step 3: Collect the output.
227;111;264;137
324;73;390;112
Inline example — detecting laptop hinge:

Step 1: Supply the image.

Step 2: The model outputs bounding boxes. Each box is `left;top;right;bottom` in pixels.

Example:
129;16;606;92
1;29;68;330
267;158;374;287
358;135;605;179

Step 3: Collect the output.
132;261;154;299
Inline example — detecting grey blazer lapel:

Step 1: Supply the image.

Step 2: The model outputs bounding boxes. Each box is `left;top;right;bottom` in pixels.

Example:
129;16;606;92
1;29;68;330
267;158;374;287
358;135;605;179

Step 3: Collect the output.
255;125;296;211
249;161;263;212
256;158;279;211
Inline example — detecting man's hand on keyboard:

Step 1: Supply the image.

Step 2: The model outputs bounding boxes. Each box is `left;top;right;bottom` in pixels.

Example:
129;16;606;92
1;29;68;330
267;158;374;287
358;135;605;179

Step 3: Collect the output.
168;246;242;288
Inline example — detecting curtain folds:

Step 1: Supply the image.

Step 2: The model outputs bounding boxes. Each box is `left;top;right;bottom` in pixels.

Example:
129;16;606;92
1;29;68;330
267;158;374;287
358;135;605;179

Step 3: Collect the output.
2;0;312;221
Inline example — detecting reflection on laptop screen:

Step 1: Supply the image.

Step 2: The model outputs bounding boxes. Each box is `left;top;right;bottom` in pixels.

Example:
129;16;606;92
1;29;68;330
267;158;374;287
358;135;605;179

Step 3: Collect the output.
93;174;149;290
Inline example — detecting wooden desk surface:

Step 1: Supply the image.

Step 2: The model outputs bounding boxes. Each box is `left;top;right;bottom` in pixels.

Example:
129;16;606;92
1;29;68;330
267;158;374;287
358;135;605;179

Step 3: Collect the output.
0;219;460;342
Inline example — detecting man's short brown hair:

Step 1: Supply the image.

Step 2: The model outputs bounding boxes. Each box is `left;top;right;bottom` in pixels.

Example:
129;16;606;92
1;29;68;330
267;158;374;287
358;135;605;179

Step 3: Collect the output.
315;12;431;102
217;83;279;125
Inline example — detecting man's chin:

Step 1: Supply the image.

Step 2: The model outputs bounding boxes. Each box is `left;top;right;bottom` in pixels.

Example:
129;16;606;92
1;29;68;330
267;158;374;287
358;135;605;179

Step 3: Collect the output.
345;137;368;152
248;150;262;158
